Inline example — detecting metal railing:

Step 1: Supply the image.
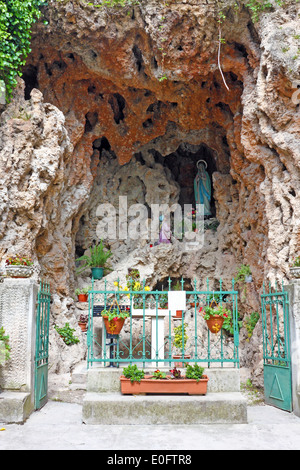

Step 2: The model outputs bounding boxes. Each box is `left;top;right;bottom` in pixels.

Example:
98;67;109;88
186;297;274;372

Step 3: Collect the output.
86;278;240;369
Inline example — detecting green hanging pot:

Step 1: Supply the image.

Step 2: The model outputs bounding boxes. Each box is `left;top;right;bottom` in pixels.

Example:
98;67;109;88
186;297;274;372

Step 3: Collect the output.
91;267;104;280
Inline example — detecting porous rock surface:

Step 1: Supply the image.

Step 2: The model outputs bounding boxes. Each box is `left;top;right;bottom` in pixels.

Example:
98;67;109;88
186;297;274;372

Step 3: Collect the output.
0;0;299;385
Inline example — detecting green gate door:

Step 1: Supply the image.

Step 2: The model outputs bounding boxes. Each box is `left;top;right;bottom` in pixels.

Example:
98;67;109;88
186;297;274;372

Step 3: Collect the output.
34;281;51;410
261;283;292;412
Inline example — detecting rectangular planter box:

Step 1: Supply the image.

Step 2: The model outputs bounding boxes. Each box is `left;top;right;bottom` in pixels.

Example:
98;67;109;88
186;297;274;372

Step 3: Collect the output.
120;375;209;395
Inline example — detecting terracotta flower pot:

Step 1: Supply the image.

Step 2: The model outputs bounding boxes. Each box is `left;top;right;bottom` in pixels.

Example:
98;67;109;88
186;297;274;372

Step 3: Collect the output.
176;310;182;318
78;294;88;302
78;322;88;332
102;315;125;335
173;355;191;367
120;375;209;395
206;315;224;334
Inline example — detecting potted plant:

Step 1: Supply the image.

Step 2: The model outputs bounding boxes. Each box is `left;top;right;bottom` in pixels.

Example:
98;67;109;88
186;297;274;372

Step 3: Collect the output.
290;256;300;278
75;240;112;280
5;255;34;278
101;308;130;335
120;365;209;395
172;323;190;366
78;314;88;332
75;286;91;302
0;327;11;366
159;293;168;309
203;304;231;334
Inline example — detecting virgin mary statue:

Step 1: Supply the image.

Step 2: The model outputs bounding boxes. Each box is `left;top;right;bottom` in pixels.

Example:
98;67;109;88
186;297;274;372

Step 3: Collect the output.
194;160;212;217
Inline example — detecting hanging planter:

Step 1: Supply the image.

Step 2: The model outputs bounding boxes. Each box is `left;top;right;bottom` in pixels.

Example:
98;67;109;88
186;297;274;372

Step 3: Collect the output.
101;301;130;335
203;304;231;334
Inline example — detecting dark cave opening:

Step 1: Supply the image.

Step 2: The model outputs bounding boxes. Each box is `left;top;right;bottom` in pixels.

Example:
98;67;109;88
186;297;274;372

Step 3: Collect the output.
152;143;218;217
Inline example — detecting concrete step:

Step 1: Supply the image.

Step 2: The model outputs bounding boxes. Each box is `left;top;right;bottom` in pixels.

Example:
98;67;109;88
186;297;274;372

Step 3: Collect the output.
82;391;248;425
86;366;241;394
0;391;33;424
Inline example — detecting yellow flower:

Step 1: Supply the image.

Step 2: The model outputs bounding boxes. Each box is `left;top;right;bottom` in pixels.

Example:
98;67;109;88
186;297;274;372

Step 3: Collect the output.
114;282;119;286
145;286;150;291
123;286;129;291
134;282;141;289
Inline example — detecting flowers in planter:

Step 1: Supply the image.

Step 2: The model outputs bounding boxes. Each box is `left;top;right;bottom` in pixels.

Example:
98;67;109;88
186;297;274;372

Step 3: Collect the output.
101;308;130;334
6;256;33;266
5;255;34;278
202;304;231;334
114;269;151;308
78;314;88;332
152;369;167;380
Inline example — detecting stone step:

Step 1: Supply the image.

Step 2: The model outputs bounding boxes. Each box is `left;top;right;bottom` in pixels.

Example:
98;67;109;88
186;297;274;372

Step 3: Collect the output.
86;366;241;394
0;391;33;424
82;391;248;425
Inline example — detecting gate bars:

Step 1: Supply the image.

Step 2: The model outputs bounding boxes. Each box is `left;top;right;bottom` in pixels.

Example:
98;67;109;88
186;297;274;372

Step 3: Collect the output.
34;280;51;410
87;277;240;369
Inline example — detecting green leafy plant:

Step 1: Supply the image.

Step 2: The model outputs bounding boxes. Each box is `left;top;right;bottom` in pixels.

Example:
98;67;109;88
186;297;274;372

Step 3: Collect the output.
0;0;46;101
244;311;260;339
203;304;231;320
74;286;91;296
173;323;188;351
101;308;130;322
159;293;168;308
234;264;252;283
152;369;167;380
54;323;80;345
185;364;205;382
122;364;144;383
75;240;112;274
292;256;300;267
0;327;11;365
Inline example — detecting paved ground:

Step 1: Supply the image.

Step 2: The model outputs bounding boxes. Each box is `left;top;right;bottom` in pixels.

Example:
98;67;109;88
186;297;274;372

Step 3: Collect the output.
1;399;300;450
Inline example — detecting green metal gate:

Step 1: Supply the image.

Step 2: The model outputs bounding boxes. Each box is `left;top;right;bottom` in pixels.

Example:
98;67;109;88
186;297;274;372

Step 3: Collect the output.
34;281;51;410
261;282;292;412
87;277;240;369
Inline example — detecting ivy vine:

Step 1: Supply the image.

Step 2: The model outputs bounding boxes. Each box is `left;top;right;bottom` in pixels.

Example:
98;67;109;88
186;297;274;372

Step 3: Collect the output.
0;0;46;102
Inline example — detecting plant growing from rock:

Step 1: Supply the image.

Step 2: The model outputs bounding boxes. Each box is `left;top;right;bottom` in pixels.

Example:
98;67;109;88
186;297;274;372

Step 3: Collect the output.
0;327;11;365
54;323;80;345
0;0;46;101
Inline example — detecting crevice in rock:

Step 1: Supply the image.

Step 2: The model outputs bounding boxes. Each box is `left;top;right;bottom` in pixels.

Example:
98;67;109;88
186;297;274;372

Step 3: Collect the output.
108;93;126;124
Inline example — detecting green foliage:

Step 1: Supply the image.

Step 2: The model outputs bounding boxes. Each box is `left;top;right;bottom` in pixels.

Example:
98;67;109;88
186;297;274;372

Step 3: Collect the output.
203;304;231;320
54;323;80;345
74;286;91;296
152;369;167;379
122;364;144;382
75;240;112;273
292;256;300;267
185;364;205;382
173;323;188;350
101;308;130;322
234;264;252;283
0;0;46;101
0;327;11;364
243;311;260;339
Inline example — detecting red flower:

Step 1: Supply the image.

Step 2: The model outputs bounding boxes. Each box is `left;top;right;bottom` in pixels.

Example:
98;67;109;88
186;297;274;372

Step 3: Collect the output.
113;317;118;322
